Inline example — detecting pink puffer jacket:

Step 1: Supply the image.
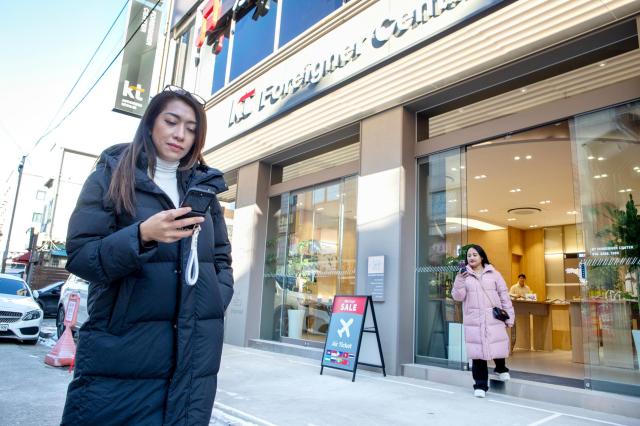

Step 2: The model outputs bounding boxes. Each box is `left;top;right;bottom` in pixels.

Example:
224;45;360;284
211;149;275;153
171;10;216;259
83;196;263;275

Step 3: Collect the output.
452;264;515;360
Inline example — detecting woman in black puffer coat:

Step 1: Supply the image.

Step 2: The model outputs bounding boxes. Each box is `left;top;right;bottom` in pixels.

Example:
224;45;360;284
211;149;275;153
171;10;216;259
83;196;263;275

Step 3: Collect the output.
60;87;233;425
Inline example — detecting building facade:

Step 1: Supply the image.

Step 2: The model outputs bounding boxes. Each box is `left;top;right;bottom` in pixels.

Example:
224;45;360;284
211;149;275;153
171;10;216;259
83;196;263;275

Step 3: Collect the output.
162;0;640;402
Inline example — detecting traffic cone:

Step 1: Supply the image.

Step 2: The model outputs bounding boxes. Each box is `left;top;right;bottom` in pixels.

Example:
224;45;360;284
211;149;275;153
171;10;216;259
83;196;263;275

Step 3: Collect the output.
44;325;76;367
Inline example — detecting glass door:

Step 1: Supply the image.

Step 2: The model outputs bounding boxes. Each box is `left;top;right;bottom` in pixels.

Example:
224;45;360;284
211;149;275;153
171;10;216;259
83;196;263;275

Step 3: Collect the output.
415;148;467;368
573;101;640;396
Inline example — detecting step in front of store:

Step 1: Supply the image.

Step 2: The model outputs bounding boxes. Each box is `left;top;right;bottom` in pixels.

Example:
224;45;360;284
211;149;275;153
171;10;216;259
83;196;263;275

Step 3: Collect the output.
402;363;639;419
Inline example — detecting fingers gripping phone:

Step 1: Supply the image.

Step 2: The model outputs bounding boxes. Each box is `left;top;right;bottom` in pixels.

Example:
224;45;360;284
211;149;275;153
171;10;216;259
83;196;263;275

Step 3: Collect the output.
177;188;217;229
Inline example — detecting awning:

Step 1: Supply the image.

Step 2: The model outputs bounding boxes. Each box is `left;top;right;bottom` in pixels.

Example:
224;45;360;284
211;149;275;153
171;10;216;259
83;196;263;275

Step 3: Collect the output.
11;251;31;263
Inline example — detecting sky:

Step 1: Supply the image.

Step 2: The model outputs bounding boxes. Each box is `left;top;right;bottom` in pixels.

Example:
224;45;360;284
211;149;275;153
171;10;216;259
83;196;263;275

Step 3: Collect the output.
0;0;151;191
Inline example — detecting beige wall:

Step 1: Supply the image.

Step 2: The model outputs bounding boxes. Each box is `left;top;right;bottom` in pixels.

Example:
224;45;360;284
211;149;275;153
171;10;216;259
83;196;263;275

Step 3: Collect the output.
467;229;510;279
523;229;546;300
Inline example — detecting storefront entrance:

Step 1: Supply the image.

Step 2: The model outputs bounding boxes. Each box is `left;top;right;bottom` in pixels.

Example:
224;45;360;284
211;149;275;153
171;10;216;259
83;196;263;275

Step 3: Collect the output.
416;101;640;395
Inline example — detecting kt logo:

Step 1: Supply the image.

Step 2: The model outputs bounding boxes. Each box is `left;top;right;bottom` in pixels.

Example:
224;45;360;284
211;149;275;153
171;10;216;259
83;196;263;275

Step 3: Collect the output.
122;80;144;101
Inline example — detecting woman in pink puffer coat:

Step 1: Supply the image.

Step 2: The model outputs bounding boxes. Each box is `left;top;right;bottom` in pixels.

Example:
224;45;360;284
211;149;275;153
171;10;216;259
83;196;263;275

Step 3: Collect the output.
452;244;515;398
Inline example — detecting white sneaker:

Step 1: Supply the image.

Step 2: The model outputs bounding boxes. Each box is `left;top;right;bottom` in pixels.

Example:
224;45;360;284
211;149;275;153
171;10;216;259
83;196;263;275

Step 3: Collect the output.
474;389;486;398
497;372;511;381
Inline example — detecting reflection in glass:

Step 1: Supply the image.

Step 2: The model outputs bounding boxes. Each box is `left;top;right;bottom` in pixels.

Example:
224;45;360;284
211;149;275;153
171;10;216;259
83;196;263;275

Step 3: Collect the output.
278;0;342;47
211;29;230;94
229;1;277;81
261;176;357;342
574;101;640;395
415;150;466;367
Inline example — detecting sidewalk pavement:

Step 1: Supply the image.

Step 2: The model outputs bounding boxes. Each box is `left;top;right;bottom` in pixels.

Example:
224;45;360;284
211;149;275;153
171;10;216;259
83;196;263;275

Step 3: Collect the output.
1;323;639;426
212;344;640;426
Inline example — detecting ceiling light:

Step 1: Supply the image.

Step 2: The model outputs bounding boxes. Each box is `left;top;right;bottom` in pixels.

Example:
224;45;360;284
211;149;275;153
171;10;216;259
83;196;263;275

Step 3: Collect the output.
514;156;520;160
448;226;458;230
618;188;632;193
316;207;324;211
525;155;532;160
587;156;595;160
460;166;465;169
451;167;457;171
446;217;505;231
597;157;605;161
507;218;516;222
539;200;551;205
601;174;608;177
634;166;639;170
529;225;538;228
509;188;522;193
599;62;606;67
566;211;577;215
521;88;527;93
474;175;487;180
448;199;457;203
479;209;489;213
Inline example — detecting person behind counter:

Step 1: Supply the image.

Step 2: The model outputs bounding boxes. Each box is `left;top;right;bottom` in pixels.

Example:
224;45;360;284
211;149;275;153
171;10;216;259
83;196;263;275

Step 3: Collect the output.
509;274;531;298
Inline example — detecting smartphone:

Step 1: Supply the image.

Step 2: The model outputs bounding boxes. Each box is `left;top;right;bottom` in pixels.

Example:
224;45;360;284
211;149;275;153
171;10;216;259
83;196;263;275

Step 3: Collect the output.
176;188;217;228
459;267;466;274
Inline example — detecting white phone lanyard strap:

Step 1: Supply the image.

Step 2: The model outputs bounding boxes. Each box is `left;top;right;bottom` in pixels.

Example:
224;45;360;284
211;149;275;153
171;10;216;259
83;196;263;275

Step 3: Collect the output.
186;224;201;286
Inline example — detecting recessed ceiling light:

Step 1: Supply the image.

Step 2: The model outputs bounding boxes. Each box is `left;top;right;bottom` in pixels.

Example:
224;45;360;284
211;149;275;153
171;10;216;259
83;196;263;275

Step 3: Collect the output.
479;209;489;213
509;188;522;193
474;175;487;180
597;157;606;161
316;207;324;211
539;200;551;205
587;156;595;160
460;166;466;169
529;225;538;228
514;156;520;160
448;199;457;203
451;167;457;171
618;188;632;193
521;88;527;93
599;62;606;67
507;218;516;221
601;174;608;177
525;155;532;160
566;211;577;215
448;226;458;230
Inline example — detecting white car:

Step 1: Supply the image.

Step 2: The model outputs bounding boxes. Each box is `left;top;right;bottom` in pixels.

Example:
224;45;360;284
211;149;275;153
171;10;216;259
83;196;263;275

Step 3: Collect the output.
0;273;43;344
56;274;89;339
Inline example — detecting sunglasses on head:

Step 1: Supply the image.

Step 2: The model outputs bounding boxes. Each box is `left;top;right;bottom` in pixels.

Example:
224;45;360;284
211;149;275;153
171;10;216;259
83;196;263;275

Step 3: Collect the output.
163;85;206;106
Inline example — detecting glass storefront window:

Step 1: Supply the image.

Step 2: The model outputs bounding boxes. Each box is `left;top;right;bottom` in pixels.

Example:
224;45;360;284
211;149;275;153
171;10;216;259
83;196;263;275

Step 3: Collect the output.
211;29;230;94
278;0;343;48
261;176;357;343
416;149;466;367
574;101;640;396
229;1;277;82
172;26;193;87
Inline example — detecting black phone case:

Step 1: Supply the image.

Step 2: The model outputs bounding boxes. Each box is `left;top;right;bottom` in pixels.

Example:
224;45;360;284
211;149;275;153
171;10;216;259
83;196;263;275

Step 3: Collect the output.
176;188;216;226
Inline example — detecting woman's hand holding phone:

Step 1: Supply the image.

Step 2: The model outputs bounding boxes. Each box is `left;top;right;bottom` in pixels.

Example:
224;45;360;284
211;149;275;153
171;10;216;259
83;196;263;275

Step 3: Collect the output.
140;207;205;244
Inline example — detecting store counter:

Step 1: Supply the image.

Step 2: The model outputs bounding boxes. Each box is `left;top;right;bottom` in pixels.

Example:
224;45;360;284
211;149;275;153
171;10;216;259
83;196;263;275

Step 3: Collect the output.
512;300;570;352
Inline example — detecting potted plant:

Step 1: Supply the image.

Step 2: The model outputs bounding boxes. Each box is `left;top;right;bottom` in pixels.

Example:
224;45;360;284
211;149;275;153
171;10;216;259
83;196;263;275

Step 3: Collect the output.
285;240;318;339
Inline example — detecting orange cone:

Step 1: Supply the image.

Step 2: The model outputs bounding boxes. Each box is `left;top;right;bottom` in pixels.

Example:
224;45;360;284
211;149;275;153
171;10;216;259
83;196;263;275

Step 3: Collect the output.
45;293;80;367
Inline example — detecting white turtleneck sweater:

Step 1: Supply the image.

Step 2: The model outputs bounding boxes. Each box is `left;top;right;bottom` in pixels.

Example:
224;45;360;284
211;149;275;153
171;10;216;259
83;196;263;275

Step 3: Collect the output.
152;157;180;207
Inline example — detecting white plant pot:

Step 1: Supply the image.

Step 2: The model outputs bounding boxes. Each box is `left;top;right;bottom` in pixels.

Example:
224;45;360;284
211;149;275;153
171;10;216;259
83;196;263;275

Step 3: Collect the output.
288;309;305;339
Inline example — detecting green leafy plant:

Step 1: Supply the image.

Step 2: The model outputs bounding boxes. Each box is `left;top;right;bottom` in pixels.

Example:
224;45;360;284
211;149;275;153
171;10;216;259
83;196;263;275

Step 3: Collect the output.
595;194;640;300
286;240;318;293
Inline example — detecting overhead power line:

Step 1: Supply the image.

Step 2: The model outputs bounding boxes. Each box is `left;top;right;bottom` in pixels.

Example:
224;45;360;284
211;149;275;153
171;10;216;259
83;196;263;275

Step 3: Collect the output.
27;0;163;158
42;0;130;137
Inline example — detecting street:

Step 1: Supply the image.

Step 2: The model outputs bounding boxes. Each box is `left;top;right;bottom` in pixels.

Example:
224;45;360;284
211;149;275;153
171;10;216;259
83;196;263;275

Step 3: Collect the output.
1;319;639;426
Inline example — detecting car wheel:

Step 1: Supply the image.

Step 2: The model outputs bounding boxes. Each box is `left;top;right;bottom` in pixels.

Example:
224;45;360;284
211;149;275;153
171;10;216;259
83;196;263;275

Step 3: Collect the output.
56;306;66;339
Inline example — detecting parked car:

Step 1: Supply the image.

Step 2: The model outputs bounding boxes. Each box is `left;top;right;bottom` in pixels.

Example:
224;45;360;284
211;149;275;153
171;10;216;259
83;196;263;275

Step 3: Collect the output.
0;273;43;344
56;274;89;339
4;263;26;279
34;281;64;318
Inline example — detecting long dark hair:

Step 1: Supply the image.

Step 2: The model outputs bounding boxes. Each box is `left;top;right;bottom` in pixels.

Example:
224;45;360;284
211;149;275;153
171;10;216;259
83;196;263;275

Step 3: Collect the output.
465;244;491;266
107;90;207;215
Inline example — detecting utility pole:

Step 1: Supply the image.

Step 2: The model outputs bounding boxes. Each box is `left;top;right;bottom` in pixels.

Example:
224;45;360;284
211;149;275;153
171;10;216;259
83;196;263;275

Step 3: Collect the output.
1;155;26;273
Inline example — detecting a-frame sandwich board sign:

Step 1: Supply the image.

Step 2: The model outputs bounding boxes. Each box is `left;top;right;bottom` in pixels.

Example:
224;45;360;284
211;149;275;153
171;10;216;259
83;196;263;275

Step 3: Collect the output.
320;295;386;382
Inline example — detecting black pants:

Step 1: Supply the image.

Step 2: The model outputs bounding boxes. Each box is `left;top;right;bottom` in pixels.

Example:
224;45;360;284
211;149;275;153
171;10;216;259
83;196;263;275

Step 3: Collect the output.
471;359;509;391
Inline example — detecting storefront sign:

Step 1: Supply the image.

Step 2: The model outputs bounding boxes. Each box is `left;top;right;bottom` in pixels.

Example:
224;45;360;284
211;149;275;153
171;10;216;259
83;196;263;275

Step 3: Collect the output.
207;0;501;146
366;255;385;301
114;0;163;117
321;295;385;381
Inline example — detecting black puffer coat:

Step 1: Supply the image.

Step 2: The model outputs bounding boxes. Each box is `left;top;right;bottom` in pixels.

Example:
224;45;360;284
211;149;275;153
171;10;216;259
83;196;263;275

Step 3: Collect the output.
61;144;233;425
